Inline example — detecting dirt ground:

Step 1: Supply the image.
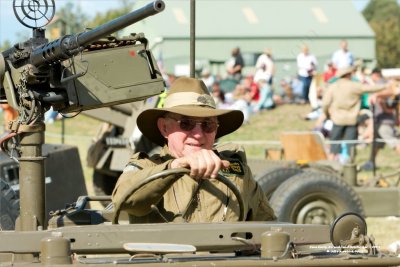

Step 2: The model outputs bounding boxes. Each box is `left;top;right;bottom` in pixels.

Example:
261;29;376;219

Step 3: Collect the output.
366;217;400;253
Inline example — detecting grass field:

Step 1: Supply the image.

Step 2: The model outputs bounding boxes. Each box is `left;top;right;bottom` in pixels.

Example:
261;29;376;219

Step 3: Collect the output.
9;102;400;253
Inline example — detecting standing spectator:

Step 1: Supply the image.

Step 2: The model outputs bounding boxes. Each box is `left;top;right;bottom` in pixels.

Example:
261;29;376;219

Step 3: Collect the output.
305;73;325;120
254;48;275;85
225;47;245;82
296;44;318;103
322;67;392;161
331;39;354;70
361;68;400;170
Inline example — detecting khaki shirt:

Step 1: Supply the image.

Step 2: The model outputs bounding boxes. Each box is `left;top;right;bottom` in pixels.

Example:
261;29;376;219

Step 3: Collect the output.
322;78;385;125
112;143;276;223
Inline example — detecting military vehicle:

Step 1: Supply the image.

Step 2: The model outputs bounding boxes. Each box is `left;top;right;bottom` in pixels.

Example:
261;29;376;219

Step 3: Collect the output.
85;102;400;225
0;0;400;266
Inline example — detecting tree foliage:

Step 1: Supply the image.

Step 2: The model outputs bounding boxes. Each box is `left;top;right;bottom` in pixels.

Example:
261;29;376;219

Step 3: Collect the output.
362;0;400;68
89;0;134;27
0;40;11;52
51;0;134;38
55;2;90;34
1;1;132;46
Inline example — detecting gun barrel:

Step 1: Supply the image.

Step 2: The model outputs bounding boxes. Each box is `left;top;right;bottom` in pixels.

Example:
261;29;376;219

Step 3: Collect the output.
30;0;165;67
78;0;165;46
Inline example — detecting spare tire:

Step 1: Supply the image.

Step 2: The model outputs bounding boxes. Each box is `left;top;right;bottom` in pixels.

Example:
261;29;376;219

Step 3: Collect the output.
0;179;19;230
270;171;364;225
254;166;303;199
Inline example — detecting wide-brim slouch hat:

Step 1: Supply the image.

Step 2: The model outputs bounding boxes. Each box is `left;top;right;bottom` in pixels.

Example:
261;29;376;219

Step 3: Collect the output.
137;77;244;146
335;66;354;78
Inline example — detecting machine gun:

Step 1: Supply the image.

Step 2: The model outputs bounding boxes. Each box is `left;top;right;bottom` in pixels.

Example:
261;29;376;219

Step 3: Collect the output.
0;0;165;120
0;0;165;234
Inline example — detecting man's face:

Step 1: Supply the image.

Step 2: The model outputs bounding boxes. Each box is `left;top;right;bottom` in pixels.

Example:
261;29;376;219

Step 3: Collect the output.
157;113;218;158
302;46;309;54
212;83;220;93
340;41;348;51
371;72;381;82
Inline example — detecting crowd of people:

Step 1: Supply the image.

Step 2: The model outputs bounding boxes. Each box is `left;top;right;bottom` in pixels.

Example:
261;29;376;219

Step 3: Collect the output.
196;40;400;168
198;47;281;124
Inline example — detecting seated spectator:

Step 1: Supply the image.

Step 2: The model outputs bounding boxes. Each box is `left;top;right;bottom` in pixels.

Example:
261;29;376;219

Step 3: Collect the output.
211;80;225;107
323;61;337;83
291;76;304;103
226;84;251;123
201;68;215;90
242;75;260;106
253;78;275;112
279;78;294;103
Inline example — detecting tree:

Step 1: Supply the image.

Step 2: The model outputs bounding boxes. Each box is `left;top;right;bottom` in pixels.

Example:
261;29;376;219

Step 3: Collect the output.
362;0;400;68
0;40;11;52
53;0;134;39
88;0;135;36
55;2;90;34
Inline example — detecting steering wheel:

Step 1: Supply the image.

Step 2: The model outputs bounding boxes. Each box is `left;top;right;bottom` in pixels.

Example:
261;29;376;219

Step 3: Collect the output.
112;168;245;224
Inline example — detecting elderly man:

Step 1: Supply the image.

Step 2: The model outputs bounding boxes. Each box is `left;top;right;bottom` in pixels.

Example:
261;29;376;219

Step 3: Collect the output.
112;77;276;223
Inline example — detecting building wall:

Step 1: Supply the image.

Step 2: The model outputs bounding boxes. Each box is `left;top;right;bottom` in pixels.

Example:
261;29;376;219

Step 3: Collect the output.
125;0;376;88
153;37;375;83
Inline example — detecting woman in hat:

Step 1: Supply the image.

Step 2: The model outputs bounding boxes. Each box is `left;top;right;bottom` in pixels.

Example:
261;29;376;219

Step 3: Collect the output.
112;77;276;223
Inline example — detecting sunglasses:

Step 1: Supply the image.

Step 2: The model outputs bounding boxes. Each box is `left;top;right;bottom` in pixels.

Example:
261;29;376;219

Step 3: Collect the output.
166;117;219;133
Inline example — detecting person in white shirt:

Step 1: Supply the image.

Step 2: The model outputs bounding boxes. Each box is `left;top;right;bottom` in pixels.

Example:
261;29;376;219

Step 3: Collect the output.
254;48;275;85
296;44;318;103
331;39;354;69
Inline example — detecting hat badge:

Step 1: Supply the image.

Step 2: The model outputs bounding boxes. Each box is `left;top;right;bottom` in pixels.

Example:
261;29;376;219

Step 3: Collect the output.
197;94;215;106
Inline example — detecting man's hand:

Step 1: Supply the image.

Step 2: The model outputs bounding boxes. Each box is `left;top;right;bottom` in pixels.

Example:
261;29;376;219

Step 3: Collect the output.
171;149;230;180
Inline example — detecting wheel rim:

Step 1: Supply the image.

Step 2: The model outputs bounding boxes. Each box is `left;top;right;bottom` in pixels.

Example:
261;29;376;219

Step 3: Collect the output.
295;199;337;225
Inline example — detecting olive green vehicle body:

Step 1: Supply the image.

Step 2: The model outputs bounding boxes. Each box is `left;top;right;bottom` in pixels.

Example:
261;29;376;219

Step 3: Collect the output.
0;1;399;266
2;218;400;267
